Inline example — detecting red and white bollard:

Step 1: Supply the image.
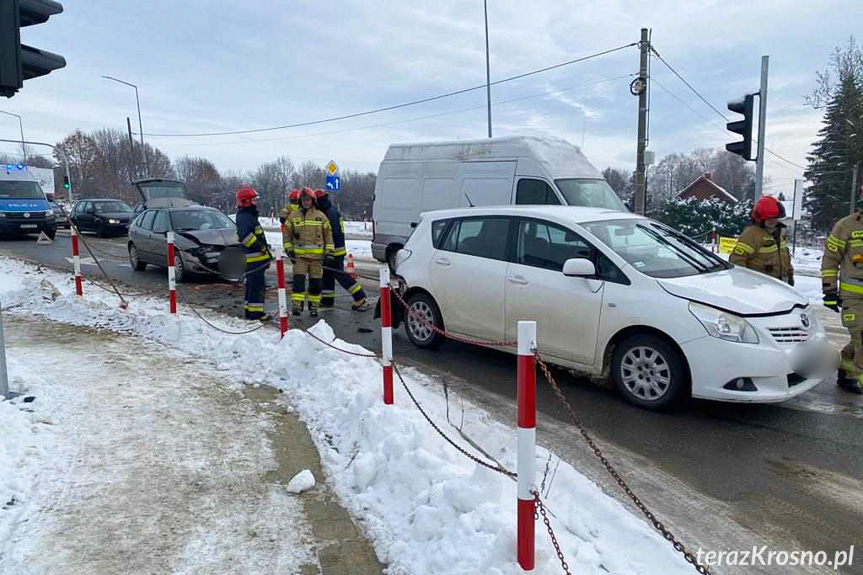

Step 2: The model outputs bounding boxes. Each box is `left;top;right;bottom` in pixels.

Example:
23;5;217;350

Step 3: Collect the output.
275;244;289;338
517;320;537;571
380;267;394;405
70;225;83;296
166;232;177;315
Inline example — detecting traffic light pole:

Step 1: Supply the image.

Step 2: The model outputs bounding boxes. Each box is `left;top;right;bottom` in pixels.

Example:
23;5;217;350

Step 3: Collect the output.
634;28;650;215
754;55;769;199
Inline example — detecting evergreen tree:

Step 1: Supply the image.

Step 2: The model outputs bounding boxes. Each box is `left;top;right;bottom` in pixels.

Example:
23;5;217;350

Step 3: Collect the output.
805;38;863;231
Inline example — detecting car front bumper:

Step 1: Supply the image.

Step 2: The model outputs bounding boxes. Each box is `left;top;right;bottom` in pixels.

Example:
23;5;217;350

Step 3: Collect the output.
0;216;56;234
683;333;838;403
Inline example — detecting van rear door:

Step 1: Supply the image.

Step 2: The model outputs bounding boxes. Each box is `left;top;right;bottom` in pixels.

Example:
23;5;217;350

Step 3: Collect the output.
457;161;516;207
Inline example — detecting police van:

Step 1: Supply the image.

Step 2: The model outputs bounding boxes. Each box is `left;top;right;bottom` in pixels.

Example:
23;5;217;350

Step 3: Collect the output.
371;136;625;265
0;164;57;239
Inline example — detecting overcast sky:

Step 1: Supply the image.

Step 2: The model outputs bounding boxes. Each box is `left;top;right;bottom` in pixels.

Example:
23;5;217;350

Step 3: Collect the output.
2;0;860;193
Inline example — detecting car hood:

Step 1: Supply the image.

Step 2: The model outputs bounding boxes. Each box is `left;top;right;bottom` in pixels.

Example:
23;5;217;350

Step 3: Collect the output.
97;212;133;220
176;228;239;247
656;267;807;316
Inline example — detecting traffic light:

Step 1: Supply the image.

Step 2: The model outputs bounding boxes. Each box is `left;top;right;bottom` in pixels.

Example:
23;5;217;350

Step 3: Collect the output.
0;0;66;98
62;174;69;189
726;94;756;161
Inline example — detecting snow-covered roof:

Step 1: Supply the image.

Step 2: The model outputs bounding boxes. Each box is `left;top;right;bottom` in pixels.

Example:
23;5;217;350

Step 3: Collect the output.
383;135;603;180
676;174;738;203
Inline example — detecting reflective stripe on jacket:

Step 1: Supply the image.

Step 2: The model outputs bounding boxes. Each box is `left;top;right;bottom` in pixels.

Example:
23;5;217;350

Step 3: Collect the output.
822;212;863;297
236;207;271;264
283;206;334;258
728;224;792;281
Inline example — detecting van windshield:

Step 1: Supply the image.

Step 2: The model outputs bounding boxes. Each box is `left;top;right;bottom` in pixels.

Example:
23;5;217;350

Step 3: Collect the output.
555;179;626;211
0;181;45;200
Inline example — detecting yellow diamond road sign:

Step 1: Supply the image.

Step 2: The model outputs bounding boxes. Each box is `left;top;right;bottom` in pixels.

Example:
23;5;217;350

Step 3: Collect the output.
326;160;339;176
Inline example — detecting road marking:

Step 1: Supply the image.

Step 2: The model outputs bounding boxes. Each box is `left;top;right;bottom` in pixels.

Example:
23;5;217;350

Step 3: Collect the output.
65;256;97;267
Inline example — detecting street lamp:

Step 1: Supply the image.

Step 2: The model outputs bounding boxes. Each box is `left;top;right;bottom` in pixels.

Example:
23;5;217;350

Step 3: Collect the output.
101;75;148;176
0;110;26;162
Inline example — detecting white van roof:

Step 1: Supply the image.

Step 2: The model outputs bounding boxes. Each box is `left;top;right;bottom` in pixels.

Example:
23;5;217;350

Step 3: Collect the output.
383;135;603;180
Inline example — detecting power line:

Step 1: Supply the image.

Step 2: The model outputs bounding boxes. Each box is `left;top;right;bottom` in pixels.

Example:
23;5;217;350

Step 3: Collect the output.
142;42;639;138
165;73;636;149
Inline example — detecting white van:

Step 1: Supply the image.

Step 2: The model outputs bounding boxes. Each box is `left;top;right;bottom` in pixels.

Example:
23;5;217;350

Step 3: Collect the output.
371;135;625;264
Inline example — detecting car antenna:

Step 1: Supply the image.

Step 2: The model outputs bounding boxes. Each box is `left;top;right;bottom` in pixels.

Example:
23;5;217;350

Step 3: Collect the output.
464;192;475;208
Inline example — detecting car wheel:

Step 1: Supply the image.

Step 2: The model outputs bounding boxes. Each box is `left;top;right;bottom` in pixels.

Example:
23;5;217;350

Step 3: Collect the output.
174;253;186;283
129;243;147;271
611;334;688;410
404;292;444;349
95;219;106;238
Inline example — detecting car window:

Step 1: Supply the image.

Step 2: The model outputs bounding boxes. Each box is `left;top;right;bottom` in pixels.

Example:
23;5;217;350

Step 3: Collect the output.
169;209;233;231
431;220;449;249
517;220;593;271
439;217;510;261
94;201;132;213
516;179;561;205
0;180;44;199
151;211;169;234
555;178;627;210
138;210;157;231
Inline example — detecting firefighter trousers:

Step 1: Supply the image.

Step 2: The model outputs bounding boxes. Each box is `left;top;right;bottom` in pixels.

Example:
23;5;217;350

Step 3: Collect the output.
292;257;323;311
244;265;267;319
840;297;863;381
321;255;366;308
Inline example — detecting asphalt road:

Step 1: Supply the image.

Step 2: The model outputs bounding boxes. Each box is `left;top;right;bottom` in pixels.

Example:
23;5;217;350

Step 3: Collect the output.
3;230;862;574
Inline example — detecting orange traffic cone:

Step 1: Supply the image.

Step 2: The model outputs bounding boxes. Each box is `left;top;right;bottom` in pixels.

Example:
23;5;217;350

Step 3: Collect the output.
346;253;357;280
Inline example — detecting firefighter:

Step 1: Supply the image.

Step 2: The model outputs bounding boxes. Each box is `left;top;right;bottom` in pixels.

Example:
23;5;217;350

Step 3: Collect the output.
235;187;272;321
284;187;333;317
729;195;794;285
279;189;300;225
314;189;370;312
822;205;863;394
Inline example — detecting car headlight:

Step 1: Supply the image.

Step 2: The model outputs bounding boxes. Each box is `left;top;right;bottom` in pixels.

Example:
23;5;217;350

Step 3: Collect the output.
108;219;121;224
689;301;759;344
45;209;54;217
0;212;6;218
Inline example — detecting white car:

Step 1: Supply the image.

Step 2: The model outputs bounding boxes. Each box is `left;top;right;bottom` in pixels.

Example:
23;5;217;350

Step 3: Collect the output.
393;206;838;410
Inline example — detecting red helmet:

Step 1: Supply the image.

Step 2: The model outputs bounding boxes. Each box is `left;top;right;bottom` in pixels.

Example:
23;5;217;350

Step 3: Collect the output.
299;187;315;200
314;189;328;200
289;189;300;202
236;187;259;208
752;196;785;223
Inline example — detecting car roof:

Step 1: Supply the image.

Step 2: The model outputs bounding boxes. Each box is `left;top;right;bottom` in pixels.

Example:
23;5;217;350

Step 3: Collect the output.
81;198;130;202
146;205;220;212
419;205;645;225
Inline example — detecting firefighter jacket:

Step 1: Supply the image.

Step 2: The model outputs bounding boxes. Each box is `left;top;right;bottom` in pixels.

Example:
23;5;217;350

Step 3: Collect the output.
729;224;793;282
284;206;334;259
316;196;348;257
236;207;272;264
822;212;863;298
279;202;298;225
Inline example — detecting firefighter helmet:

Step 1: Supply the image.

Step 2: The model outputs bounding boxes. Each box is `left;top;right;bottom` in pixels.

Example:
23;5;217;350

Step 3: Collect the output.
289;189;300;202
752;196;785;223
314;189;328;200
236;187;259;208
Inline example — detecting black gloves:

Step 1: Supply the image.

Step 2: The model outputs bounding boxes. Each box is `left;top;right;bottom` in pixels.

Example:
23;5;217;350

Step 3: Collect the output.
823;290;841;313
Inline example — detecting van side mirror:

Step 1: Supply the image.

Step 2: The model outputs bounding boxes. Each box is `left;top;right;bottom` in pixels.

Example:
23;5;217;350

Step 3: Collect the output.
563;258;596;277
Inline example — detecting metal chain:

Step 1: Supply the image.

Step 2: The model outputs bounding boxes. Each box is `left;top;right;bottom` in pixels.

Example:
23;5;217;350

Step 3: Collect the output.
534;491;572;575
535;356;711;575
392;362;517;478
301;327;381;358
391;288;518;348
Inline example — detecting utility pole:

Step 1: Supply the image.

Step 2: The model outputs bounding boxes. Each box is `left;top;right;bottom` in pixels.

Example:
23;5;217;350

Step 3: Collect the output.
851;161;860;215
754;55;769;199
634;28;650;215
126;117;138;182
483;0;492;138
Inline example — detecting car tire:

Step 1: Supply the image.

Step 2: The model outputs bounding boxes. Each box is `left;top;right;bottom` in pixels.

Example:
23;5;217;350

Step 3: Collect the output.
174;253;186;283
404;292;445;349
611;334;688;410
95;219;106;238
129;243;147;272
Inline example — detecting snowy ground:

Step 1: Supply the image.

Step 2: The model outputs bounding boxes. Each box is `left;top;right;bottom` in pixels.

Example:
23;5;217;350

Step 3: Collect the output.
0;258;697;574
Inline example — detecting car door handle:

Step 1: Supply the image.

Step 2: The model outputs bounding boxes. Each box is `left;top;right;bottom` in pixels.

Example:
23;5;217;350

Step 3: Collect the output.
434;257;451;267
508;275;528;285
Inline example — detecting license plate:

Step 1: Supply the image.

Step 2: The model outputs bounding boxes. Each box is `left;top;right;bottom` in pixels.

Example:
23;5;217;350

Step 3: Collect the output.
20;224;37;229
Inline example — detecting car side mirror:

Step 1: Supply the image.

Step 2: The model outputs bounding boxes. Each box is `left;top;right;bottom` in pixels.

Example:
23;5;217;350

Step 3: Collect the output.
563;258;596;277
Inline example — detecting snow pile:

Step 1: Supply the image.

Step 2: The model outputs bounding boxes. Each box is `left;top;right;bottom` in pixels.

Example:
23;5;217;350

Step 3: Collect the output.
0;259;695;574
287;470;316;494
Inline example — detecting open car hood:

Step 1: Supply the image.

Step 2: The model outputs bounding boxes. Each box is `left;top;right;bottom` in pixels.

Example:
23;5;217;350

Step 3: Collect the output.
177;228;239;247
134;178;191;208
656;266;807;316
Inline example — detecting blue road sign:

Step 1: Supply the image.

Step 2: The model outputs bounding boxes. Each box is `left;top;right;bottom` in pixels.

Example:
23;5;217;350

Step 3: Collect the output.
325;175;341;191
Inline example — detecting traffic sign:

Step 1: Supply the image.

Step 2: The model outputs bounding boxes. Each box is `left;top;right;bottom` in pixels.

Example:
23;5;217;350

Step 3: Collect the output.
326;175;341;191
325;160;339;176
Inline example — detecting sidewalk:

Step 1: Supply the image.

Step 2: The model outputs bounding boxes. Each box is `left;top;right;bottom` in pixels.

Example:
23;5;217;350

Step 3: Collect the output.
0;315;382;575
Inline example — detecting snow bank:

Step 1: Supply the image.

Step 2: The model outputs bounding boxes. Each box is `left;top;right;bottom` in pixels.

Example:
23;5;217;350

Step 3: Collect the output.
0;259;694;574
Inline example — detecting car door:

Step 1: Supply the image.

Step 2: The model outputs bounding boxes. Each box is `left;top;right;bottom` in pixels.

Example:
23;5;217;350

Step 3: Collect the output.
430;216;514;341
505;219;605;366
148;210;170;264
133;210;157;262
77;202;92;230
